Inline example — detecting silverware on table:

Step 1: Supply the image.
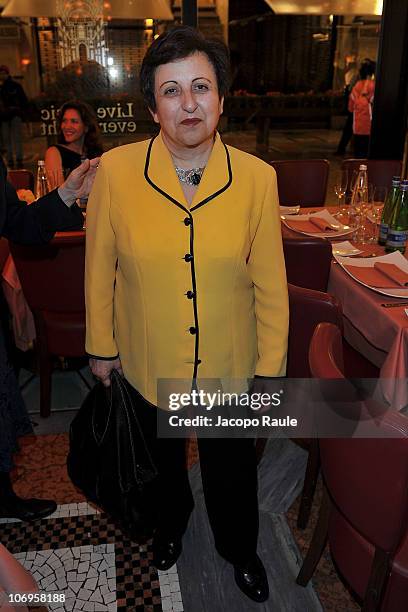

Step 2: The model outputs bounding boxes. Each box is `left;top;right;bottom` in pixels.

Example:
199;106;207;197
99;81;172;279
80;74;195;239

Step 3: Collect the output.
381;302;408;308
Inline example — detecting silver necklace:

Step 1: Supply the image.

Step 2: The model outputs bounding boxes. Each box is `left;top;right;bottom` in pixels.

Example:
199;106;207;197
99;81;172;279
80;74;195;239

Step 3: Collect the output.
175;166;205;186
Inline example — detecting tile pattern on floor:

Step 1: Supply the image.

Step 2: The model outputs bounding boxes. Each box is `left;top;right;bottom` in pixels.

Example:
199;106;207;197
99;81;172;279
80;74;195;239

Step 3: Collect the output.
0;502;99;524
0;510;183;611
14;545;116;611
157;566;183;611
6;435;358;610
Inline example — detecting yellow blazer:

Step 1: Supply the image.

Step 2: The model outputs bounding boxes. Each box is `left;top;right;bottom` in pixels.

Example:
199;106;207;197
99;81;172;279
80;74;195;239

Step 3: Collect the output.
85;132;288;406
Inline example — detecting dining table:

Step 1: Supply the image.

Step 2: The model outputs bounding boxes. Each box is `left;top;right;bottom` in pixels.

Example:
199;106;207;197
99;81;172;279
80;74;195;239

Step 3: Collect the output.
281;206;408;412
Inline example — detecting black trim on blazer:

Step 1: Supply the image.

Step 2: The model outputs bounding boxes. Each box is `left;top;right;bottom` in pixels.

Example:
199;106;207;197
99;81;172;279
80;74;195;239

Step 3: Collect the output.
144;136;189;214
87;353;119;360
143;134;233;213
190;144;232;212
143;134;233;382
189;211;200;379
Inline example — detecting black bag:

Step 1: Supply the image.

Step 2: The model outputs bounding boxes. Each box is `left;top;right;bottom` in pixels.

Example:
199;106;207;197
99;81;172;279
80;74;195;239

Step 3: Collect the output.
67;370;158;539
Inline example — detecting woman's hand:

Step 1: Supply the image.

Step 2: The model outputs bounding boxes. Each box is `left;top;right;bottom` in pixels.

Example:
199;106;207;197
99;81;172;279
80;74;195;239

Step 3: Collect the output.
89;357;123;387
58;157;100;205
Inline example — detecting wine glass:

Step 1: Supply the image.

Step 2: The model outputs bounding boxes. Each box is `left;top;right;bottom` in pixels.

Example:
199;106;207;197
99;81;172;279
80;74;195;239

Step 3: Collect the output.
333;169;348;217
366;185;387;243
355;184;386;244
346;169;359;205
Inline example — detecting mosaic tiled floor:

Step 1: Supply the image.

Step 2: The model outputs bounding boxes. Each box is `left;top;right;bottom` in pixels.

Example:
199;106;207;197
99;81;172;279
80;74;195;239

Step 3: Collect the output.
1;433;361;611
0;507;183;611
14;545;116;611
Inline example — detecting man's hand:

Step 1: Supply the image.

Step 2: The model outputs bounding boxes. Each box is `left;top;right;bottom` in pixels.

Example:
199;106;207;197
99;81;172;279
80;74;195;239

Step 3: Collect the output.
89;357;123;387
58;157;100;206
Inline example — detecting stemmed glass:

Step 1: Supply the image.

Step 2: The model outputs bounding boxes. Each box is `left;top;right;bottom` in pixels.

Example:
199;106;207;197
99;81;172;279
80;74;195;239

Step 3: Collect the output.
347;169;359;205
350;179;370;244
354;184;387;244
366;185;387;243
334;169;349;218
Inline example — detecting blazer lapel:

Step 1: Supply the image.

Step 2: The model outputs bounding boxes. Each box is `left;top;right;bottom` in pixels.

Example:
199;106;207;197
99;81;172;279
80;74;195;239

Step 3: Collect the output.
144;132;188;211
190;132;232;211
144;131;232;213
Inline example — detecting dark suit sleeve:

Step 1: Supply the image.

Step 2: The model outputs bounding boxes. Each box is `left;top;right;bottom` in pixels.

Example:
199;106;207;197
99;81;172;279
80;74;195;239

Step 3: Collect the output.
3;179;84;244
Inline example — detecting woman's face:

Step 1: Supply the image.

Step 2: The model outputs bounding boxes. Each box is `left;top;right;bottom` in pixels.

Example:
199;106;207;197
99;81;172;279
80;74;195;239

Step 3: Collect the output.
151;52;223;150
61;108;86;145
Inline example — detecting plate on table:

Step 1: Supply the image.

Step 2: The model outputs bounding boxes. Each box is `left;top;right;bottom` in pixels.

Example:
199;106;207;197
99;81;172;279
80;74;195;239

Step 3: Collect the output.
279;205;300;215
332;241;363;257
334;250;408;298
281;209;354;239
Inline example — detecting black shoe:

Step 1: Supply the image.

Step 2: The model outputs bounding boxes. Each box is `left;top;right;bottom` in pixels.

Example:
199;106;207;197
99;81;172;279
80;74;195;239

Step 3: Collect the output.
234;555;269;603
152;534;182;571
0;496;57;521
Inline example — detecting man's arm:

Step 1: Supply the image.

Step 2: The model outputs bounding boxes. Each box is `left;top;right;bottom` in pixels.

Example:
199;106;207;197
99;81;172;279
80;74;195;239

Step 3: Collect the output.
2;158;99;245
3;180;83;244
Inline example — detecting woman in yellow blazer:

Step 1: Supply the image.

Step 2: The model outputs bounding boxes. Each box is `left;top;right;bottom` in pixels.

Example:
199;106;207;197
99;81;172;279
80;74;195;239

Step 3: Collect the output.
86;26;288;603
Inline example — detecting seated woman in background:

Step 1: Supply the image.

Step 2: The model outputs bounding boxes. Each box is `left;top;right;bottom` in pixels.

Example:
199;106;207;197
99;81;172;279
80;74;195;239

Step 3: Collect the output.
45;101;103;189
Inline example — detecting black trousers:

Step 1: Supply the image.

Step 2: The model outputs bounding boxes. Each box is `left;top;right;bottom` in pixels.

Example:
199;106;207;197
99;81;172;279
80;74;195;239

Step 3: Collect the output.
132;388;259;566
354;134;370;158
0;292;32;472
336;111;353;154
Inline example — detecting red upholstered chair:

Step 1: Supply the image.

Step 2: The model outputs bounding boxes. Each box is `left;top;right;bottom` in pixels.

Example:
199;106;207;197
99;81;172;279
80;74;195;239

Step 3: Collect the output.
283;236;332;292
256;285;380;528
297;322;408;612
256;285;343;523
342;159;402;191
287;285;343;378
10;232;88;418
286;285;343;529
270;159;330;207
8;169;35;191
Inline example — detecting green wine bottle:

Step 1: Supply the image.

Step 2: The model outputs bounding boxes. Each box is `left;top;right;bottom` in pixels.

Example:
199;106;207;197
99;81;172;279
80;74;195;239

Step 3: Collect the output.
385;180;408;254
378;176;401;246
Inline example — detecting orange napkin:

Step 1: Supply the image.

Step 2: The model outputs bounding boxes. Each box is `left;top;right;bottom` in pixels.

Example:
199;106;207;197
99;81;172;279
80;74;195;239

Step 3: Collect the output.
344;262;408;288
374;262;408;287
285;216;338;233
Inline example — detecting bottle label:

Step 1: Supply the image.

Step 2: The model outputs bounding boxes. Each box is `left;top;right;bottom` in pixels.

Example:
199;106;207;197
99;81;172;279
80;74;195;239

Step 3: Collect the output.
379;222;388;242
386;229;407;249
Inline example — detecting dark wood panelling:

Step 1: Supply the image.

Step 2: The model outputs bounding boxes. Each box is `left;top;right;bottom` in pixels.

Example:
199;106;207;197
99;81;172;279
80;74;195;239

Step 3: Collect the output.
369;0;408;160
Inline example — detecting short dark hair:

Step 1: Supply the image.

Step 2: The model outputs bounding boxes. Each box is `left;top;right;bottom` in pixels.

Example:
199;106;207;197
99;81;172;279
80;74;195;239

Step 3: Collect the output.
57;100;103;158
359;60;375;80
140;25;230;112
